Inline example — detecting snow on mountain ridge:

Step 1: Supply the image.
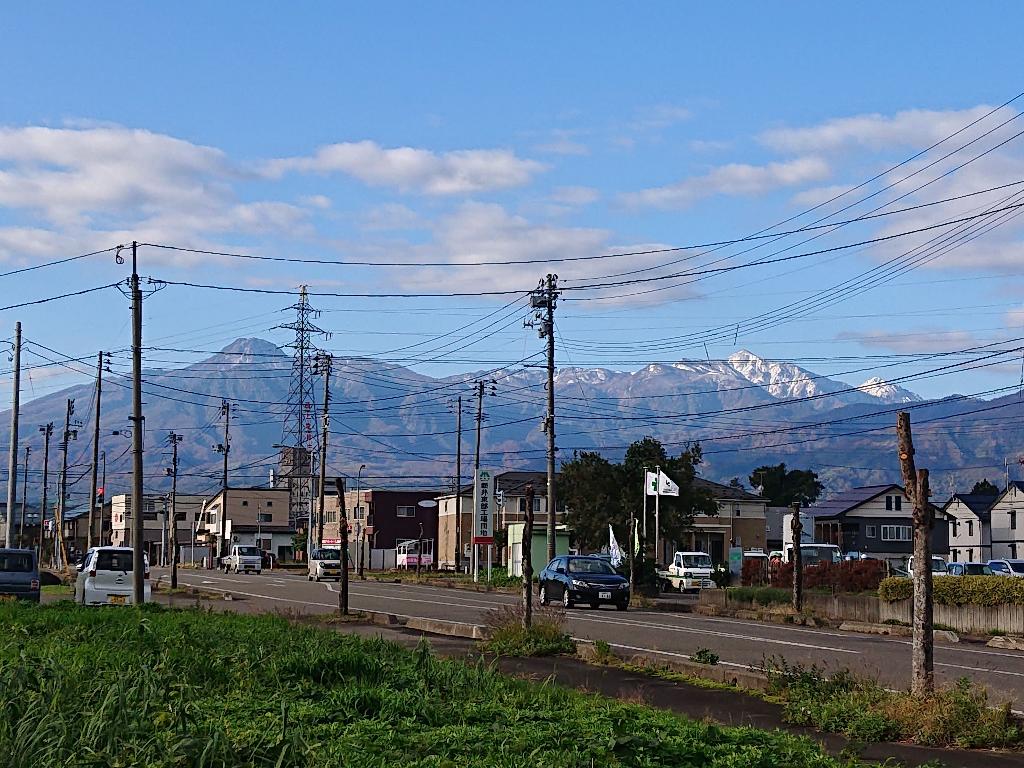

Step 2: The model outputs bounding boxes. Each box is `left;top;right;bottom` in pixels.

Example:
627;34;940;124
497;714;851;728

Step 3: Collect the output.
857;376;922;403
726;350;826;399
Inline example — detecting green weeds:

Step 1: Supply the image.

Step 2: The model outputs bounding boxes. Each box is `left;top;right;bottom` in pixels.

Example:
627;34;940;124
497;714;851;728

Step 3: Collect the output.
481;603;576;656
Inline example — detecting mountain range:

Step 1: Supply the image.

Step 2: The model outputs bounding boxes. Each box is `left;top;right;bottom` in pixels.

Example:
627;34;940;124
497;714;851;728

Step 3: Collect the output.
5;337;1020;506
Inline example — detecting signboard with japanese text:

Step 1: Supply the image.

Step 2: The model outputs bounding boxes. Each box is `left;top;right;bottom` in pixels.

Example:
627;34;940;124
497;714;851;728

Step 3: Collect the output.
472;469;494;544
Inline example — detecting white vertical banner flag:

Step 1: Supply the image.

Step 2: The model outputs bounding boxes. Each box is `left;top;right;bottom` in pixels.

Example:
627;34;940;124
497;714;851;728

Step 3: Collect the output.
633;519;640;556
608;524;623;567
657;470;679;497
645;471;659;496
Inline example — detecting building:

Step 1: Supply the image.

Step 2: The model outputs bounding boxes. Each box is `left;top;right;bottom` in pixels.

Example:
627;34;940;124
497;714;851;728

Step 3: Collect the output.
322;487;439;569
198;487;293;562
802;484;949;566
987;481;1024;559
942;491;997;563
672;478;768;564
0;503;41;549
436;470;563;571
765;506;789;551
111;493;208;564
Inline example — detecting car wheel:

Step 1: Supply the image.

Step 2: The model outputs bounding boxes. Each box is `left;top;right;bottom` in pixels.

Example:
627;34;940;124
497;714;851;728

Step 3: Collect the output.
562;589;573;609
539;583;548;606
679;581;687;594
314;574;320;583
590;602;600;610
616;602;628;612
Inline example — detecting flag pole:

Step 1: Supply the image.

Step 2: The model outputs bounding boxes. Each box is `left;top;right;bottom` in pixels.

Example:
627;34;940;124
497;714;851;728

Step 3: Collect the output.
642;465;648;540
654;464;661;565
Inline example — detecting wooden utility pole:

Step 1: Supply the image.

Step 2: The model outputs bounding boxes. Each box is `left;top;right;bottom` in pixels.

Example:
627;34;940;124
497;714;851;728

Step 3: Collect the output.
5;321;21;548
334;477;349;615
543;275;558;562
38;423;52;559
18;445;30;547
628;497;636;599
897;411;934;695
57;399;76;569
522;482;535;629
167;432;182;589
454;396;462;573
473;380;484;581
791;501;803;613
216;399;232;560
86;351;105;550
129;241;146;603
315;353;332;550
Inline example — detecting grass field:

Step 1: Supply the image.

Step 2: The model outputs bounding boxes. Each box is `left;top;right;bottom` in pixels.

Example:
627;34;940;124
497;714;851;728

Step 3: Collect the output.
0;602;867;767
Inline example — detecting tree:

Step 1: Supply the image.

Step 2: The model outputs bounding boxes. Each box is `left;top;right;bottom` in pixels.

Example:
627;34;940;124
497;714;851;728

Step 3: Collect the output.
560;437;716;552
749;463;823;507
971;478;1000;496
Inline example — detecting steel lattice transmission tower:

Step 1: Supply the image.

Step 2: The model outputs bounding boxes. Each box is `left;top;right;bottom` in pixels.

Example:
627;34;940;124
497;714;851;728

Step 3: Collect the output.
275;286;327;532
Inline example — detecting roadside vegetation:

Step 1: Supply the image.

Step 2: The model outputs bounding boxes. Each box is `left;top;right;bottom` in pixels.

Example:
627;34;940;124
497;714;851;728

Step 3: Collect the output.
879;575;1024;605
758;657;1023;749
0;602;874;768
481;603;576;656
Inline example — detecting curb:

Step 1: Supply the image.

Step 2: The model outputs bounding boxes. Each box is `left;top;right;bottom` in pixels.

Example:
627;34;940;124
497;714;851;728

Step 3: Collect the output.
987;635;1024;651
362;609;487;640
839;621;960;643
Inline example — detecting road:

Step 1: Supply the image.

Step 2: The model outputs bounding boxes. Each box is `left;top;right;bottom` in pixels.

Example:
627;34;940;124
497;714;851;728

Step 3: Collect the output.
164;568;1024;702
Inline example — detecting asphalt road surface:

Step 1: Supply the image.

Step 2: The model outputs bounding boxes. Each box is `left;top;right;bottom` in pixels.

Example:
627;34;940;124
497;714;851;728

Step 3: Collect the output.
163;568;1024;702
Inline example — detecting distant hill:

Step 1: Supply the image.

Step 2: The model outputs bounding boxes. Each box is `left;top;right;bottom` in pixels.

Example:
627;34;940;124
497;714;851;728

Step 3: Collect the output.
4;338;1020;505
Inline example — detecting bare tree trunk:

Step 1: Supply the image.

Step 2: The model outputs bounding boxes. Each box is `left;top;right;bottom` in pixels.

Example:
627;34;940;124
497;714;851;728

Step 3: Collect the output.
897;411;934;695
790;501;803;613
522;483;534;629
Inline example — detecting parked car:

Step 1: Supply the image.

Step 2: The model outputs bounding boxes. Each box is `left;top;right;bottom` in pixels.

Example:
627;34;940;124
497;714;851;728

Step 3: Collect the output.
0;548;40;603
987;559;1024;577
660;551;715;592
538;555;629;610
308;548;343;581
908;555;948;577
946;562;994;576
74;546;151;605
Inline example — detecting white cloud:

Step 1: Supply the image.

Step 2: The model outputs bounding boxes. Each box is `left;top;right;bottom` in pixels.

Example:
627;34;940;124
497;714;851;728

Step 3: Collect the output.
300;194;332;209
535;137;589;156
549;186;600;206
360;203;425;231
689;139;731;153
630;104;692;131
1006;306;1024;327
760;106;1002;154
621;156;830;209
266;140;545;195
838;328;983;353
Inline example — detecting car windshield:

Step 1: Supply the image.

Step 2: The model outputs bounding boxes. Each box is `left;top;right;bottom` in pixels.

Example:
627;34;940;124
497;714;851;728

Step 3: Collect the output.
1010;562;1024;574
567;558;615;574
96;551;133;571
931;558;947;572
0;552;33;572
237;547;260;557
681;554;712;568
964;564;993;575
317;549;341;560
802;547;840;564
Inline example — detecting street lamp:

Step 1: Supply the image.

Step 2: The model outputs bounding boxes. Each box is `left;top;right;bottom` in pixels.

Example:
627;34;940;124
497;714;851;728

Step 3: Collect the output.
356;464;366;578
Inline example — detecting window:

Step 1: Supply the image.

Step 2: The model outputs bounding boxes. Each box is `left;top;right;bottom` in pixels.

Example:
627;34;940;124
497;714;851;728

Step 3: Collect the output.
885;495;893;510
967;548;973;562
881;525;912;541
894;496;902;511
397;506;415;518
865;525;876;538
353;505;365;519
241;500;249;507
1013;543;1019;559
1011;510;1017;530
257;512;272;523
951;520;958;537
967;520;974;537
266;501;273;508
209;512;218;524
325;509;337;524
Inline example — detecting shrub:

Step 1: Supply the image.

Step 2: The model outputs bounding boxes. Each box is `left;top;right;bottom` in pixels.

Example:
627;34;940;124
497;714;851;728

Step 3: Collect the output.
770;560;885;592
691;648;720;665
591;639;616;664
741;558;767;586
758;657;1023;748
481;603;576;656
727;586;791;606
879;575;1024;606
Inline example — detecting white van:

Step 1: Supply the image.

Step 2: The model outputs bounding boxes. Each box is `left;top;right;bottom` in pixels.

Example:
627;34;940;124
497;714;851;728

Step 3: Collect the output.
74;547;151;605
907;555;947;577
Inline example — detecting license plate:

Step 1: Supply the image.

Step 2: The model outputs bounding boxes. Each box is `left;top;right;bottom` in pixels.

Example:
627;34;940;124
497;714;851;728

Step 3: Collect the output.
109;595;127;605
598;591;611;600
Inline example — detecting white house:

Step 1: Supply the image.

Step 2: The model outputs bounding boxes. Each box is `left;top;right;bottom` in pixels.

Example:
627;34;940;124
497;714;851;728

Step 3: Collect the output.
942;491;997;563
988;481;1024;559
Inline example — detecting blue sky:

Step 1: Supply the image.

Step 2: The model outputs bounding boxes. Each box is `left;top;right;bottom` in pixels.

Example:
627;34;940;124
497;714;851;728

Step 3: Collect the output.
1;2;1023;402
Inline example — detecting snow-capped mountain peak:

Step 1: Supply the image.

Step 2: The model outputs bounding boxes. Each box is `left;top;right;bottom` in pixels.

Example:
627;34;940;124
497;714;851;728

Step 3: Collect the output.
857;377;921;403
726;350;825;399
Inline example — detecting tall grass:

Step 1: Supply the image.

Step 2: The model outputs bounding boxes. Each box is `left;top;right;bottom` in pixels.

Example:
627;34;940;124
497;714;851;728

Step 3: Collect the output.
0;602;872;767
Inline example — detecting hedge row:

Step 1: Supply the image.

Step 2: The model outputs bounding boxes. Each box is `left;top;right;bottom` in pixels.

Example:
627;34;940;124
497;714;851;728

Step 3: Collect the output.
878;575;1024;605
769;559;886;592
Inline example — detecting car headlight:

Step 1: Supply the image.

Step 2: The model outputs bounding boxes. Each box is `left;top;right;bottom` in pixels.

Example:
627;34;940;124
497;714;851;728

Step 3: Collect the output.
683;571;693;578
571;579;588;589
618;583;629;589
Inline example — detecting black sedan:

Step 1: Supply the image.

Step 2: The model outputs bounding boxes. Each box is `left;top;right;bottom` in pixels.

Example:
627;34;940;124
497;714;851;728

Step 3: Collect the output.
538;555;629;610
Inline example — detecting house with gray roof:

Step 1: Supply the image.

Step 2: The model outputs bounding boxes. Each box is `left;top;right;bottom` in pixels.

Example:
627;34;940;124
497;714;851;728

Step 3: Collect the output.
987;481;1024;560
803;483;949;566
942;491;997;563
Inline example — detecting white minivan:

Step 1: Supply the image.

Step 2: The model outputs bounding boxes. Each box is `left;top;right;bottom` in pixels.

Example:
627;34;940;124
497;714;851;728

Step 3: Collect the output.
75;547;151;605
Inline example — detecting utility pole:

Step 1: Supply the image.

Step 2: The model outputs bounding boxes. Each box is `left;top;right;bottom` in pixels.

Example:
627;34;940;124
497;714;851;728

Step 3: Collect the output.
38;423;52;560
416;521;424;577
790;501;803;613
454;396;463;573
473;381;483;580
18;445;30;547
167;431;182;589
57;398;78;569
5;321;21;548
529;275;559;561
334;477;349;615
897;411;934;696
127;241;146;604
86;351;107;550
314;353;332;551
99;451;106;545
522;482;535;629
215;399;232;561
